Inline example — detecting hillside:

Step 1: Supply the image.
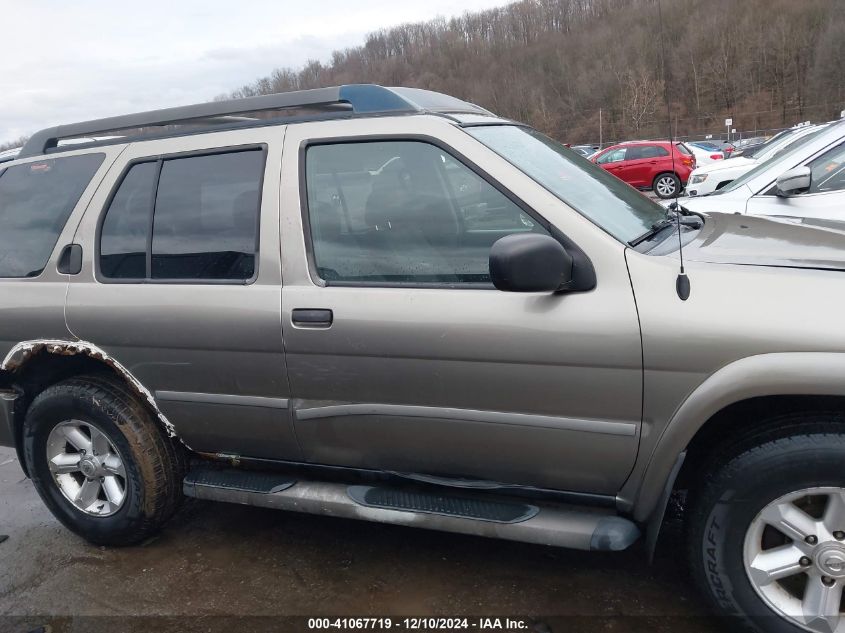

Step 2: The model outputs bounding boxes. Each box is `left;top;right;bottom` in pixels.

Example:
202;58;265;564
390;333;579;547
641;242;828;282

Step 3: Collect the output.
225;0;845;144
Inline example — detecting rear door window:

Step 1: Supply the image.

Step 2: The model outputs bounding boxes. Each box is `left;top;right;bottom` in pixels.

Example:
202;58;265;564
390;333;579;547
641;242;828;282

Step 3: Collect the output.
639;145;669;159
0;153;104;278
99;149;265;282
152;152;263;280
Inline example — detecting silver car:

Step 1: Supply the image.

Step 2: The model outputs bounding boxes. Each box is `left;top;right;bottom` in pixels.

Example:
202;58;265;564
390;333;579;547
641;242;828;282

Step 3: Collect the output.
1;85;845;633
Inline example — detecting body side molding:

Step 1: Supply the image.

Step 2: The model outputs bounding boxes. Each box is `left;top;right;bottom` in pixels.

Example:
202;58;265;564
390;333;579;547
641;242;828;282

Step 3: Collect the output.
156;391;289;410
295;402;637;437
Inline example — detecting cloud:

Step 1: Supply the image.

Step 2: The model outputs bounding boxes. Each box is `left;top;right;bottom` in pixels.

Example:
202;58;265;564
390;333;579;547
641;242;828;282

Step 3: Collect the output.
0;0;508;144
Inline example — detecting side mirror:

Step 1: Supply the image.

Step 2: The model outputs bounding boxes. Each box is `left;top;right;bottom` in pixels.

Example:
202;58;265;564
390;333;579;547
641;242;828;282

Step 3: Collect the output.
776;166;812;197
489;234;573;293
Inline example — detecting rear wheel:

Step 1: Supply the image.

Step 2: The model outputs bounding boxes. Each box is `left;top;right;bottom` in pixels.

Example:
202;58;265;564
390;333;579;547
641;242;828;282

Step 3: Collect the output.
653;172;681;198
688;429;845;633
23;375;185;546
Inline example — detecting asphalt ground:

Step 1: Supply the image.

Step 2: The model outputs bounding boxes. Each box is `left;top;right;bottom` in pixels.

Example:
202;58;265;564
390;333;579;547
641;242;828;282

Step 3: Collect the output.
0;446;737;633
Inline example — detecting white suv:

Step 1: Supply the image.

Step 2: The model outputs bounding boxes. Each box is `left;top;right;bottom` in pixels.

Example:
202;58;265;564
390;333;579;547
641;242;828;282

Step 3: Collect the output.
673;120;845;221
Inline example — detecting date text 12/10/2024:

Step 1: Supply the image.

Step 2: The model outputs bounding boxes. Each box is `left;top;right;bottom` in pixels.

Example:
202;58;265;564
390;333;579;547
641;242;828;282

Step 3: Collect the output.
307;618;534;630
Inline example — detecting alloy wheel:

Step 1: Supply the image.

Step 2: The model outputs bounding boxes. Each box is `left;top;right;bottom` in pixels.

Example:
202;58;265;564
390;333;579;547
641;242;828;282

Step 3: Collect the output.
744;487;845;633
45;420;127;517
655;175;677;197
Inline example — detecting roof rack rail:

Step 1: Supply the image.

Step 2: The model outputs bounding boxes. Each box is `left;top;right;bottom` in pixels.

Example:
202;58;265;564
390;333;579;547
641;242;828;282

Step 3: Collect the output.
19;84;491;159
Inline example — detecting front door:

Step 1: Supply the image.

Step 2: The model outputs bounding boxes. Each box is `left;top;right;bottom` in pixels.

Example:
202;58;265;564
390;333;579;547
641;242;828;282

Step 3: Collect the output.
747;141;845;222
65;128;299;461
279;118;643;495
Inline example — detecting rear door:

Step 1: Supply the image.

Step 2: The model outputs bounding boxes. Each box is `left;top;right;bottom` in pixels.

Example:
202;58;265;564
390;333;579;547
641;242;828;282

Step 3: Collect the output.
279;117;643;495
620;146;651;187
66;128;299;461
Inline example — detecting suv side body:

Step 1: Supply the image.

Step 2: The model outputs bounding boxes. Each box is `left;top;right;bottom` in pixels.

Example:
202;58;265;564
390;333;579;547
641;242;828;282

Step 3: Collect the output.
3;86;845;633
3;106;842;514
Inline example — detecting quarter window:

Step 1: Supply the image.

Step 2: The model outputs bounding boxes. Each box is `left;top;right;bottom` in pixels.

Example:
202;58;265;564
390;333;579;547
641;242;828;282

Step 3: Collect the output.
305;140;549;284
99;149;264;282
0;153;104;278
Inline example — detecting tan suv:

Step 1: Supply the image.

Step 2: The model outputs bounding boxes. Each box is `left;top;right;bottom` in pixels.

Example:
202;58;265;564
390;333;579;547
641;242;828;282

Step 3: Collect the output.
1;85;845;633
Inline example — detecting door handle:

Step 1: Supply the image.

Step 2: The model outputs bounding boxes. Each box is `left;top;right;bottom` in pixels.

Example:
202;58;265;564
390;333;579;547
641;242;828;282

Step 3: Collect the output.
57;244;83;275
292;309;333;328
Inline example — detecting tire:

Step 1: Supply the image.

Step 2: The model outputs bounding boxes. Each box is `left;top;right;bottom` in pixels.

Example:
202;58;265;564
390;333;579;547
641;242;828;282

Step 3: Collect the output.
653;172;681;199
23;375;185;546
687;425;845;633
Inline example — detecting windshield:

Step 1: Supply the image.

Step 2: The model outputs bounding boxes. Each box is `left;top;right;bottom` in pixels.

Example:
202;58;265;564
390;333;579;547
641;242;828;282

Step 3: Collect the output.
466;125;666;243
751;128;819;161
714;126;830;195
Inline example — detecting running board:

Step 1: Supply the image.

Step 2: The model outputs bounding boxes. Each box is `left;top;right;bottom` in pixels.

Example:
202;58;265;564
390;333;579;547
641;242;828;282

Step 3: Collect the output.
182;468;640;551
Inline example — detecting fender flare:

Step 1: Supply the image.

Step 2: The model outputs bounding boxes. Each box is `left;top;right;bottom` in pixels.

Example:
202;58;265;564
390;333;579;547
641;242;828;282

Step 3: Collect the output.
628;352;845;524
2;339;178;438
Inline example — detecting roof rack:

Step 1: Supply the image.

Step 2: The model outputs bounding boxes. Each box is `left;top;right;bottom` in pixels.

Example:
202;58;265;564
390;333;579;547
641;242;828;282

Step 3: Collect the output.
19;84;492;159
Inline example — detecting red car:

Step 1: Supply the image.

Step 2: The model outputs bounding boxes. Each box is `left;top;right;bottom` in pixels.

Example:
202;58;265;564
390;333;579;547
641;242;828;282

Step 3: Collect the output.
590;141;696;199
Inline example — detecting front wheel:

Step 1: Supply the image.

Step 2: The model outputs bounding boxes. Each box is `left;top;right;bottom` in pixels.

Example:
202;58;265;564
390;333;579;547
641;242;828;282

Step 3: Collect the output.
653;172;681;199
688;431;845;633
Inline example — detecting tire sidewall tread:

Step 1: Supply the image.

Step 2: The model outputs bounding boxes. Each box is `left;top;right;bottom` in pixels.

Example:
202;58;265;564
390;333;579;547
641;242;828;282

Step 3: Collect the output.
688;428;845;633
23;375;184;546
653;172;680;199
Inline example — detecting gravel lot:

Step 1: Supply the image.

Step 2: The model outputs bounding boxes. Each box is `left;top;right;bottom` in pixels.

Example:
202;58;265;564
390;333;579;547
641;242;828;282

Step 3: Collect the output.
0;446;727;633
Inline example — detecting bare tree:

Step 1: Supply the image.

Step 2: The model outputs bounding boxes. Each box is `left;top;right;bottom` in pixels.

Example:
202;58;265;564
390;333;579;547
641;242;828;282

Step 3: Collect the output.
10;0;832;149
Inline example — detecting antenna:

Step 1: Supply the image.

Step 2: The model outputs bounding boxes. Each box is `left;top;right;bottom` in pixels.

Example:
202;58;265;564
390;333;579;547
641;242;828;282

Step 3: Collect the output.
657;0;690;301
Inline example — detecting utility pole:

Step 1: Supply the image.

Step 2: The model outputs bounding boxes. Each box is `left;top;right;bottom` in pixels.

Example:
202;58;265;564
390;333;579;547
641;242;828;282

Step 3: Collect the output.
599;108;603;149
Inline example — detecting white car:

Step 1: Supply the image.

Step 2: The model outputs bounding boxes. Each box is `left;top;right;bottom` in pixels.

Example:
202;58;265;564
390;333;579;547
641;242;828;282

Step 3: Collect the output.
685;142;725;166
0;147;20;164
685;124;822;196
669;119;845;221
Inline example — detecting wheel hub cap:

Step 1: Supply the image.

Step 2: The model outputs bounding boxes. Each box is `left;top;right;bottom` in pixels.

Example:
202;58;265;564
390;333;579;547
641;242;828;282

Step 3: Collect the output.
818;546;845;578
744;487;845;633
45;420;127;517
79;456;99;479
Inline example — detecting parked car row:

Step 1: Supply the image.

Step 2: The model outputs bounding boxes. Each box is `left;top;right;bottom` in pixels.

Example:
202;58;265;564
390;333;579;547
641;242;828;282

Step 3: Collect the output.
673;118;845;221
686;123;826;196
573;123;832;201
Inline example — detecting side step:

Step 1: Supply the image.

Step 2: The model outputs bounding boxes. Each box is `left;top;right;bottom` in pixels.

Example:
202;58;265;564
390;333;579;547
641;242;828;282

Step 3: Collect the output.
184;466;295;494
182;467;640;552
347;485;538;523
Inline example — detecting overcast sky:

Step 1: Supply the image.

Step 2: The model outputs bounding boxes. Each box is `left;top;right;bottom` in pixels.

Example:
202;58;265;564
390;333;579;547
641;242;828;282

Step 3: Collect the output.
0;0;508;145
